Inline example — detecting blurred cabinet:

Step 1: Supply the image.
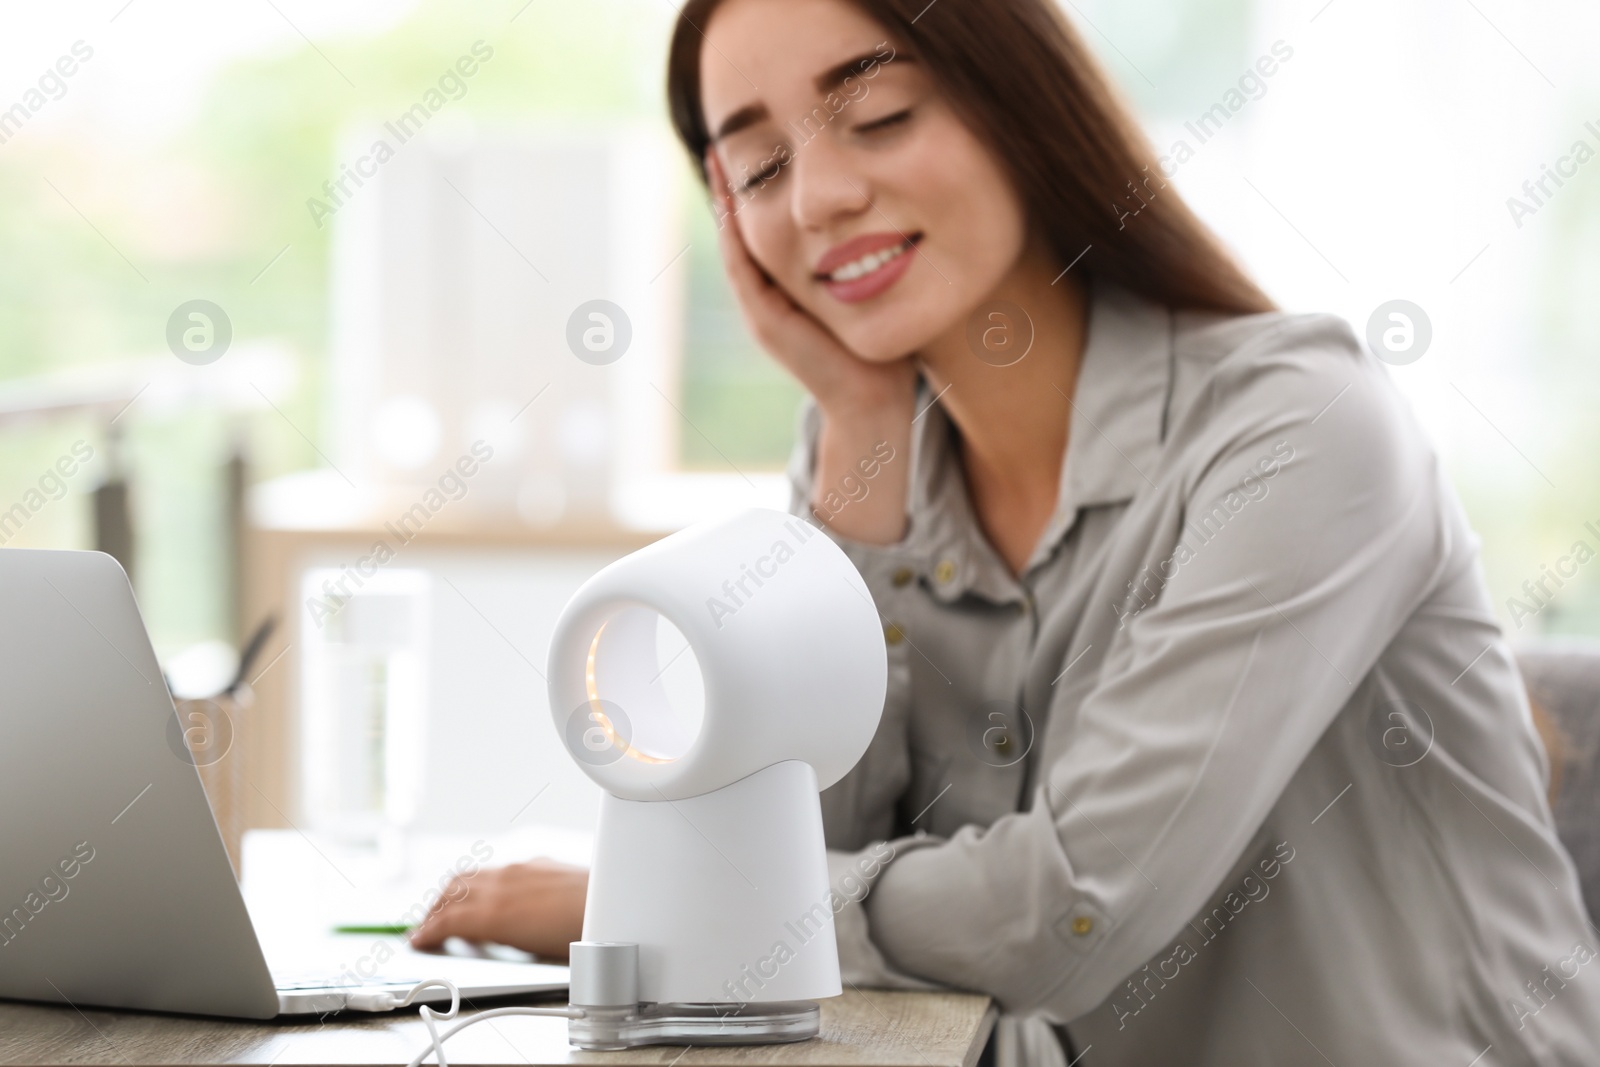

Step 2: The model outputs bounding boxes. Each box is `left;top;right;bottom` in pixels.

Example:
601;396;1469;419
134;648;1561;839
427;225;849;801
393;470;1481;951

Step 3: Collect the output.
327;123;689;528
238;511;658;836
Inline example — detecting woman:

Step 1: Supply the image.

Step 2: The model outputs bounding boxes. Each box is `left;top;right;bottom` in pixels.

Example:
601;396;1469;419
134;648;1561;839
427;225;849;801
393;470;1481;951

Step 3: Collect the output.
414;0;1600;1062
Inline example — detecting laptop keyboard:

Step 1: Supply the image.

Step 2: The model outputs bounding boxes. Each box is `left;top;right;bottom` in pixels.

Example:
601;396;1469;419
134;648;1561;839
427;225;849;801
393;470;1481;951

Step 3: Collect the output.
273;973;422;991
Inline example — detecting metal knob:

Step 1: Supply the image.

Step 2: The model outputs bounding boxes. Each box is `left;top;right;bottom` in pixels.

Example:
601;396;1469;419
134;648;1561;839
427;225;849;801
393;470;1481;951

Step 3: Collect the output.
568;940;639;1008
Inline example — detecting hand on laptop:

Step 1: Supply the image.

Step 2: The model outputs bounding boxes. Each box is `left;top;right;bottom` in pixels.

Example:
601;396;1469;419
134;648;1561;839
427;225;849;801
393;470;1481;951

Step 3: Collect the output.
408;857;588;961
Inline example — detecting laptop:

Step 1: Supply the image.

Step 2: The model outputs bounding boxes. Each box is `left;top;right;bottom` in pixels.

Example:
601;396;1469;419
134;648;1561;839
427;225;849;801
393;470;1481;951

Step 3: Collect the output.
0;548;568;1018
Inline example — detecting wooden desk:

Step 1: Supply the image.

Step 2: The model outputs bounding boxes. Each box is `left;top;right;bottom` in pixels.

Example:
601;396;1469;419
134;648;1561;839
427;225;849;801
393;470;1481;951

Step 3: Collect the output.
0;988;995;1067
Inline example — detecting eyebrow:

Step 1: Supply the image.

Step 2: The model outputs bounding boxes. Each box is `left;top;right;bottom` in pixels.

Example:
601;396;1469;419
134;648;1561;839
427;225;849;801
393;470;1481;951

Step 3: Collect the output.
709;50;910;143
711;103;767;143
815;49;903;94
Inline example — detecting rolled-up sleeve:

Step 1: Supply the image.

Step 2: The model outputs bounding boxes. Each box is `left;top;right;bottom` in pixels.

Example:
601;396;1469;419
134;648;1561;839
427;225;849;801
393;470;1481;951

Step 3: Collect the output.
784;399;922;590
857;337;1454;1018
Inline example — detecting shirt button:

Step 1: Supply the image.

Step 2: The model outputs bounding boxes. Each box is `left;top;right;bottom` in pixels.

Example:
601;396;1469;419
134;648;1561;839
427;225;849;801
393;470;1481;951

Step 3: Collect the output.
891;567;914;588
884;623;904;646
934;559;956;584
1071;916;1094;936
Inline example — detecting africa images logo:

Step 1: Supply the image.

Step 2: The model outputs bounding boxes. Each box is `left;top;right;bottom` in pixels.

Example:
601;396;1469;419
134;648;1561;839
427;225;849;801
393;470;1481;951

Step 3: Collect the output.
1;842;95;949
704;516;820;630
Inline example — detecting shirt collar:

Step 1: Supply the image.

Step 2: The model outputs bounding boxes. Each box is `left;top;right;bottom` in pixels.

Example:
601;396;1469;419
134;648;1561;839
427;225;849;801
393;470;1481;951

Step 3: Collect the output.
1041;279;1172;544
904;278;1174;603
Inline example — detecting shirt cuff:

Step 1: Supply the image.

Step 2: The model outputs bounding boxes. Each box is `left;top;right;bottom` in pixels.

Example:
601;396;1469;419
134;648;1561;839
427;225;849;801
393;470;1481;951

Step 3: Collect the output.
827;839;945;991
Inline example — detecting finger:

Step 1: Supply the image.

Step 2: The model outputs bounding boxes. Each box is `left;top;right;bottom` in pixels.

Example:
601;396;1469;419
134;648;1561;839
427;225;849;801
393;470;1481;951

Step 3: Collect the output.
407;923;444;949
423;876;468;918
703;152;865;395
408;908;451;948
442;877;473;906
409;897;484;948
705;156;817;349
705;153;767;293
704;154;789;303
704;150;739;227
408;873;486;947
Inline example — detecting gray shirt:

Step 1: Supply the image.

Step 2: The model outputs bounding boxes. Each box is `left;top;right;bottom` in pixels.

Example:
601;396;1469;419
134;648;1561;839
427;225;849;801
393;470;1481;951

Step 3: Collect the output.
790;281;1600;1066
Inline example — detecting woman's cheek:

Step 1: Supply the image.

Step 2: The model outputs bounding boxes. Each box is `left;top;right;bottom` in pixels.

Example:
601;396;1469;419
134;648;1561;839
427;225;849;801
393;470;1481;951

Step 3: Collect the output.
738;205;799;288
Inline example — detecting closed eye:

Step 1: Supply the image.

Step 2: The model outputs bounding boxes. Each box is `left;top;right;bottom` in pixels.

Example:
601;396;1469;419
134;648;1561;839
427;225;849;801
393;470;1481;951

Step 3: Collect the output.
854;108;912;135
735;146;793;193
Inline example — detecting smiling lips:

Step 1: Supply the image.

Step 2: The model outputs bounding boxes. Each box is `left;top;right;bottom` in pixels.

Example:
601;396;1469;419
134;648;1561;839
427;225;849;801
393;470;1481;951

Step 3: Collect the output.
814;231;922;304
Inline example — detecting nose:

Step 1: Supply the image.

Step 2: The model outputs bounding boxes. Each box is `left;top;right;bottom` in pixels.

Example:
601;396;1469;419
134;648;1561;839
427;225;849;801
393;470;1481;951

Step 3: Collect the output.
788;129;871;234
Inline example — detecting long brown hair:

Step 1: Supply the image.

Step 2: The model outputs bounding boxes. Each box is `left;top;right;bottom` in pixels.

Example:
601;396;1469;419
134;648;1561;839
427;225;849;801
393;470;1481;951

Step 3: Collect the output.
666;0;1275;316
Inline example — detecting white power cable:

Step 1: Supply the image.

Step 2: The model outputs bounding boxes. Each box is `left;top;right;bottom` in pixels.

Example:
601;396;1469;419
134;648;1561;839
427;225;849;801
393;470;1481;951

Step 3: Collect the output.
346;978;585;1067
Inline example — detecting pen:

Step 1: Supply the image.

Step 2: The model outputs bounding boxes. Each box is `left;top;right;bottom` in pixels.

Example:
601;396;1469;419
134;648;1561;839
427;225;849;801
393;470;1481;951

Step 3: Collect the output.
228;615;278;695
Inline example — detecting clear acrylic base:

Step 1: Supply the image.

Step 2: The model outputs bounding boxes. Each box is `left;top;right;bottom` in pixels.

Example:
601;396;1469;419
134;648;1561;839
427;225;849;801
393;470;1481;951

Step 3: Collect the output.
568;1000;820;1050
